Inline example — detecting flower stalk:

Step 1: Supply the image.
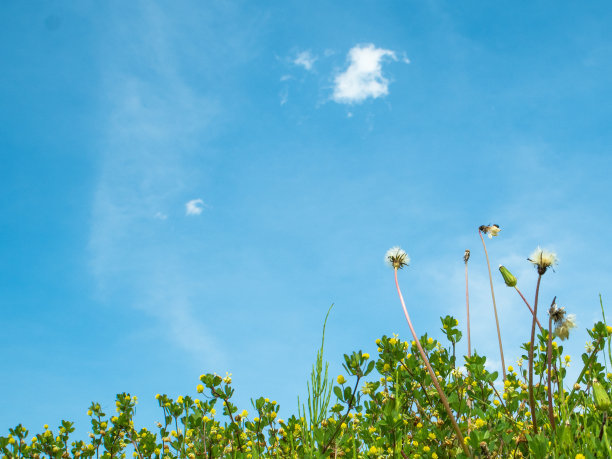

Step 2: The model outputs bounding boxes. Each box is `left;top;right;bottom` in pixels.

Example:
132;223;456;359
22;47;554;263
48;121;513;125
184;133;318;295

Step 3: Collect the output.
546;297;558;432
388;251;471;458
464;250;472;359
528;273;542;433
479;226;506;380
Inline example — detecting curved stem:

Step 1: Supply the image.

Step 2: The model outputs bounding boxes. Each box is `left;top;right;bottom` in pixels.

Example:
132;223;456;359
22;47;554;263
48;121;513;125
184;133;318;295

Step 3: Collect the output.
479;230;506;380
528;274;542;433
394;269;472;458
514;286;543;332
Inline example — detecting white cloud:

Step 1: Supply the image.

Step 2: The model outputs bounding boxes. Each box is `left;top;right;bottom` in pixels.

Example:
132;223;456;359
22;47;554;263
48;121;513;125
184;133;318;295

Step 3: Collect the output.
154;211;168;220
185;198;205;215
294;50;317;70
333;44;400;104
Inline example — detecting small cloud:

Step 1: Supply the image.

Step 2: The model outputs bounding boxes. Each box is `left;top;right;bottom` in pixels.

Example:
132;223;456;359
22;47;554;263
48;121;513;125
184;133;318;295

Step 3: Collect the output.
332;44;402;104
185;199;205;216
399;52;411;64
280;74;292;82
294;50;317;71
324;49;335;57
347;112;353;118
154;212;168;220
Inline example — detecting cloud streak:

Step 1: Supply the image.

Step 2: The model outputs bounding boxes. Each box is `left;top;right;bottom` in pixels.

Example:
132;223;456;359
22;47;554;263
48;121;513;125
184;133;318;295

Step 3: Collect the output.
89;3;223;365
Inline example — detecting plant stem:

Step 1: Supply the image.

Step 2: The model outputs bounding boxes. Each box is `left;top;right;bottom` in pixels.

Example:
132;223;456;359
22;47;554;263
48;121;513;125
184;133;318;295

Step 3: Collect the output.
479;230;506;380
394;268;472;458
465;257;471;359
528;274;542;433
514;286;543;332
546;297;557;432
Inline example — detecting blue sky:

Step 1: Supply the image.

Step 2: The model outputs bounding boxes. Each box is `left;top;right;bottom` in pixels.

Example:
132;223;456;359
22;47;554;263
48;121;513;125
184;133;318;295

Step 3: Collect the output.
2;0;612;439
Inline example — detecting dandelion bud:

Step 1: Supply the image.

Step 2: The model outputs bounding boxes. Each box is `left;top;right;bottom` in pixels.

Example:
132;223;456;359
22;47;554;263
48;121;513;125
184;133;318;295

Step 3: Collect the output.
498;265;517;287
593;380;611;412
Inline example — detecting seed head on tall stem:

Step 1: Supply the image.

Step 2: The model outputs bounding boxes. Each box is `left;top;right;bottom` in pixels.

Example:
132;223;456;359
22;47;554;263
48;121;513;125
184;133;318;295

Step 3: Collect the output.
385;247;472;458
478;225;506;380
526;246;557;433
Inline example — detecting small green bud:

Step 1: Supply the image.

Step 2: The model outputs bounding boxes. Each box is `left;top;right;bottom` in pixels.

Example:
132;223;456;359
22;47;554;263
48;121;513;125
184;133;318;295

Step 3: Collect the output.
498;265;517;287
593;380;611;412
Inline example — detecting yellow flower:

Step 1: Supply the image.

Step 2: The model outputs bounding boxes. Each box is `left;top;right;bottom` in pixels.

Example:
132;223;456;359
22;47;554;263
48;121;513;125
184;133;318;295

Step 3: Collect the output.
362;353;370;359
369;445;378;455
507;365;514;372
432;454;438;459
575;454;586;459
177;396;184;404
427;337;434;345
241;410;248;418
337;375;346;384
423;446;430;452
197;384;204;393
565;355;571;363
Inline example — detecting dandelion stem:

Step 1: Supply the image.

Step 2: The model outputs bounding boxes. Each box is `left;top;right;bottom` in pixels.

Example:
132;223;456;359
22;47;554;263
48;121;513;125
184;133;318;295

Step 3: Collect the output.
465;256;471;359
394;268;472;458
479;230;506;380
514;286;544;332
546;297;557;432
528;274;542;433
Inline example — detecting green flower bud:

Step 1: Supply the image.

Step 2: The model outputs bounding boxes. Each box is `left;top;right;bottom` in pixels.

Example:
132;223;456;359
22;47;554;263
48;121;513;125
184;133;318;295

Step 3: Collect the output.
593;380;611;412
498;265;517;287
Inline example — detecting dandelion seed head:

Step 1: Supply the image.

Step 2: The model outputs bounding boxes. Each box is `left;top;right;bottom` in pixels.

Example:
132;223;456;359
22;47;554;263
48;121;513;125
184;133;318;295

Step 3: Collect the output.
385;246;410;269
528;246;558;274
479;224;501;238
555;313;577;341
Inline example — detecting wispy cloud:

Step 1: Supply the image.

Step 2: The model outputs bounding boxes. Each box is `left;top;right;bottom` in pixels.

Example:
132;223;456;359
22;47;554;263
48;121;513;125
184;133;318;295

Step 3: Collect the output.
89;3;223;364
294;50;317;70
332;44;401;104
185;198;205;215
